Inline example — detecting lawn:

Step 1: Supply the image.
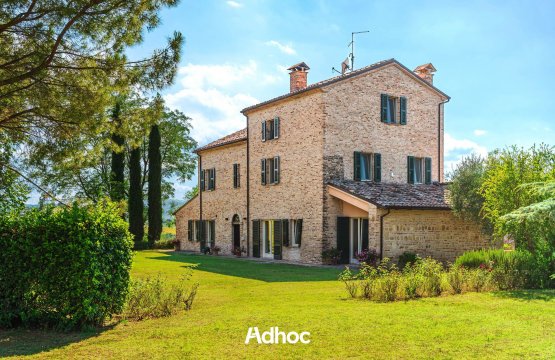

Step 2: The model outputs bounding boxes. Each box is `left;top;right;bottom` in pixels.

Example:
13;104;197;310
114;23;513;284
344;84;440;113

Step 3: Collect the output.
1;251;554;359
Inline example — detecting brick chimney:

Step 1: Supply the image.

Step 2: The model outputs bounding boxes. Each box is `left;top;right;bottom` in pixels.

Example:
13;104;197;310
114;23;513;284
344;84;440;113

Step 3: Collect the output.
413;63;437;84
287;62;310;93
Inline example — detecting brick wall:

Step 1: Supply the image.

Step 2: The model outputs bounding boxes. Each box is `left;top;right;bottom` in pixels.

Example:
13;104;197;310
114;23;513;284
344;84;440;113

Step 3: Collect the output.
175;141;247;255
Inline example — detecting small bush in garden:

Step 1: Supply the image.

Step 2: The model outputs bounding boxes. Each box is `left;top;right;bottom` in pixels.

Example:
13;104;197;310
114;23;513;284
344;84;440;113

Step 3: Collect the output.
447;264;467;294
322;247;342;265
398;252;419;269
454;249;505;269
0;201;133;330
402;263;423;299
355;249;379;266
415;258;443;297
339;267;358;298
467;268;491;292
153;239;176;249
374;272;401;302
122;269;199;321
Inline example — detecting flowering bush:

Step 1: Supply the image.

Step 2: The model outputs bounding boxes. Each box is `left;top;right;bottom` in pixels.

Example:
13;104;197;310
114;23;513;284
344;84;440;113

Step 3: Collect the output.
354;248;379;266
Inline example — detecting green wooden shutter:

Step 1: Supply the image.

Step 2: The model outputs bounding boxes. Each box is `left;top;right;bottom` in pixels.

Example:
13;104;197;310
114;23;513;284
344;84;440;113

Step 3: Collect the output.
261;159;266;185
282;219;289;247
200;170;205;191
212;168;216;190
380;94;388;122
425;157;432;184
400;96;407;125
296;219;303;246
362;219;369;250
274;220;282;260
187;220;192;241
337;217;350;264
274;117;280;139
407;156;415;184
274;156;280;184
195;220;201;241
199;220;206;250
354;151;361;181
210;220;216;247
262;121;266;142
252;220;261;258
373;153;381;182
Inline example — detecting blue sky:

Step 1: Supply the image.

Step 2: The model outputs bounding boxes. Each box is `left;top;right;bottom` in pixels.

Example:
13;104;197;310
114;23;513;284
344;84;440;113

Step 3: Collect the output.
100;1;555;201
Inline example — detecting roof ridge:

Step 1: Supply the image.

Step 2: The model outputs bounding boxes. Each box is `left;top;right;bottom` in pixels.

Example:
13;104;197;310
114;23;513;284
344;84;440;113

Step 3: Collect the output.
194;127;247;153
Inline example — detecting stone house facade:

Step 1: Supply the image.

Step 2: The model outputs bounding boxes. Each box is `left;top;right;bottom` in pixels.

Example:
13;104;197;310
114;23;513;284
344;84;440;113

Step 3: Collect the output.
174;59;489;264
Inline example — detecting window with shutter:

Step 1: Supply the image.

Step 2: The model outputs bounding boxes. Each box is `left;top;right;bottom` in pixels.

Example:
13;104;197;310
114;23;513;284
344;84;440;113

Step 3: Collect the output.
362;219;369;250
261;159;266;185
273;156;280;184
296;219;303;246
200;169;205;191
282;219;289;247
380;94;388;122
267;120;274;140
233;163;240;188
425;157;432;184
274;117;280;139
187;220;192;241
400;97;407;125
336;217;350;264
195;220;201;241
373;153;381;182
210;220;216;247
273;219;282;260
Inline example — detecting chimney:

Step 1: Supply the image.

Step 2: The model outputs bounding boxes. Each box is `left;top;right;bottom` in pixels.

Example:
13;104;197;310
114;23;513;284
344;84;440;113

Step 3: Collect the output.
287;62;310;93
413;63;437;84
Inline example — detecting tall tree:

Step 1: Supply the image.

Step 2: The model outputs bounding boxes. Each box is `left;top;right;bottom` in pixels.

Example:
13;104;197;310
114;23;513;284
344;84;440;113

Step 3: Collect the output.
147;124;162;245
110;102;125;202
128;146;144;244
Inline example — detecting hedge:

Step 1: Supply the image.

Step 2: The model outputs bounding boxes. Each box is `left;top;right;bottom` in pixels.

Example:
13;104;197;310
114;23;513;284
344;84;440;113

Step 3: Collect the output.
0;201;134;330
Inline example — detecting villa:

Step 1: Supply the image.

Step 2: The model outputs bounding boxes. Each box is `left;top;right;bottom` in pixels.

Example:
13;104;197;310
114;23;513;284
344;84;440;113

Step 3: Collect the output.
174;58;488;264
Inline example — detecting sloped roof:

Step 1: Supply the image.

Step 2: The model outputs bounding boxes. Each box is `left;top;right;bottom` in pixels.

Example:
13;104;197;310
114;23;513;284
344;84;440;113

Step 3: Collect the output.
328;179;451;210
241;58;449;114
172;194;198;215
414;63;437;72
194;128;247;153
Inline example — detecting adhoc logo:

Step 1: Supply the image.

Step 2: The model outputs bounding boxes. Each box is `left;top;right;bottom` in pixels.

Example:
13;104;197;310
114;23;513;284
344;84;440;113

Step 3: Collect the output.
245;327;311;345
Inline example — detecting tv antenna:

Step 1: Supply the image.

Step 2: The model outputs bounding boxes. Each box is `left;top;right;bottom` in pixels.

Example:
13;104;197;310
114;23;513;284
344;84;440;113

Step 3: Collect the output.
332;30;370;75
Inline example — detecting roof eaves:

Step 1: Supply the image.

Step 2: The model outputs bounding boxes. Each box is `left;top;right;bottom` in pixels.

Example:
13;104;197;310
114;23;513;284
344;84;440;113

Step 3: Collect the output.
172;194;198;215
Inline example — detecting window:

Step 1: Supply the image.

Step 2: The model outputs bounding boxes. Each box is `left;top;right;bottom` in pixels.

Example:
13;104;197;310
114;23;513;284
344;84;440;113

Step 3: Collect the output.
233;163;240;188
188;220;201;241
261;156;280;185
380;94;407;124
407;156;432;184
354;152;381;182
262;220;275;258
261;117;280;141
205;220;215;248
200;168;216;191
289;219;303;247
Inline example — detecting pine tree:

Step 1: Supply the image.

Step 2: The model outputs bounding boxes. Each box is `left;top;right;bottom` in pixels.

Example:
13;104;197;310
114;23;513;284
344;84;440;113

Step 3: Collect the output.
148;124;162;246
110;103;126;202
129;146;144;245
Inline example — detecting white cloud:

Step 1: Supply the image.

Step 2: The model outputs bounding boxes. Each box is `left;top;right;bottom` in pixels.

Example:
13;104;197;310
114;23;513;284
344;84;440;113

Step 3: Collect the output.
226;1;243;8
444;133;488;174
473;129;487;136
265;40;296;55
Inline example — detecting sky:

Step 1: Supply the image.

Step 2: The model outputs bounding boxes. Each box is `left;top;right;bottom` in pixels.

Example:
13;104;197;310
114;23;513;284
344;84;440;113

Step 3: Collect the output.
31;0;555;203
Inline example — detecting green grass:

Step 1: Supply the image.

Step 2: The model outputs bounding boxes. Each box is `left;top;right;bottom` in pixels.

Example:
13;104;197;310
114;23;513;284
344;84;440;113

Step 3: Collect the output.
1;251;554;359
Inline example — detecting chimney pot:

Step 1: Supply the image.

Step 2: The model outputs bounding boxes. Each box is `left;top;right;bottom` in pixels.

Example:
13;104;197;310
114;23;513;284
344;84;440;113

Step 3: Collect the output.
287;62;310;93
413;63;437;84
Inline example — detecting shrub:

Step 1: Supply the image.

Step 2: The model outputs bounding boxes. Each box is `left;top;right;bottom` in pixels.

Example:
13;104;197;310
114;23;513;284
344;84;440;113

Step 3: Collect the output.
374;272;401;302
339;267;358;298
447;264;466;294
467;268;491;292
402;263;423;299
322;247;342;265
398;252;419;268
415;257;443;297
122;271;198;321
355;248;379;266
152;239;175;249
0;201;133;330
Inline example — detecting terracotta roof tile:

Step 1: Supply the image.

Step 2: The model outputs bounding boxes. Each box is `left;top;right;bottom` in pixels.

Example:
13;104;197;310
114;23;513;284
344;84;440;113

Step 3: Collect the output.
328;179;451;210
194;128;247;153
241;58;449;114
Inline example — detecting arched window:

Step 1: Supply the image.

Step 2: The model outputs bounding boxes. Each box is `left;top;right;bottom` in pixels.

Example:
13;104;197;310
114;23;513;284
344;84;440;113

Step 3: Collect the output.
232;214;241;224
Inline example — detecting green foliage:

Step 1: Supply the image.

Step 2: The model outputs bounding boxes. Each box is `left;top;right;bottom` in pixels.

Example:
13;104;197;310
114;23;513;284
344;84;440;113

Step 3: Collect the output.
0;201;133;330
148;124;162;245
322;247;342;265
454;249;508;268
129;146;144;244
447;265;467;294
397;251;419;268
122;272;199;321
0;134;29;213
448;153;491;232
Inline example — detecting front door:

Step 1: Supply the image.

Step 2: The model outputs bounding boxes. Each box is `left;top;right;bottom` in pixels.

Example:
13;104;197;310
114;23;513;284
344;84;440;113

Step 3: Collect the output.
262;220;274;259
337;217;369;264
350;218;363;263
232;224;240;250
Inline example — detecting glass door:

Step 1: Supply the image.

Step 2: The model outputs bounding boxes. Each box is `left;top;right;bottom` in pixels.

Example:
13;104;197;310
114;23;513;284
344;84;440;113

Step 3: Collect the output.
350;218;363;263
263;220;274;258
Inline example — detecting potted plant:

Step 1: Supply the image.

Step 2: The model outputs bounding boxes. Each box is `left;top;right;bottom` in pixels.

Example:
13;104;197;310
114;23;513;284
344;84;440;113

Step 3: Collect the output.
322;247;342;265
211;245;221;256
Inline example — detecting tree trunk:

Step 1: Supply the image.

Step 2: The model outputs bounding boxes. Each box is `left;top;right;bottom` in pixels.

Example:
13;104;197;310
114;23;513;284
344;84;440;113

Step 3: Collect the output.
110;103;125;202
147;124;162;246
129;146;144;245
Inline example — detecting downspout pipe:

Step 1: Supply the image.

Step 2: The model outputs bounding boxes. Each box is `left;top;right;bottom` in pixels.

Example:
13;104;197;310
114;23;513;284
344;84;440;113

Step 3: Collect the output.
379;209;391;260
246;116;250;257
198;154;203;251
438;98;450;182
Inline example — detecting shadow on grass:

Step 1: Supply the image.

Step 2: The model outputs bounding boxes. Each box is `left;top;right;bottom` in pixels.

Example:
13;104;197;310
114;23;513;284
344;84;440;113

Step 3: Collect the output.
0;325;113;357
146;251;342;282
491;289;555;302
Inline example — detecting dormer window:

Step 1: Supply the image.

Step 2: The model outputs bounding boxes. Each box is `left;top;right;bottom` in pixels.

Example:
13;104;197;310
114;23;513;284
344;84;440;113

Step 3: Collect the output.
262;117;280;141
380;94;407;125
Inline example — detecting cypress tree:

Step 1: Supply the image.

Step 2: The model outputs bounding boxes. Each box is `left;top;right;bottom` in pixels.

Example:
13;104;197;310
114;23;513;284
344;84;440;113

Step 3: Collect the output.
147;124;162;246
110;103;125;202
129;146;144;245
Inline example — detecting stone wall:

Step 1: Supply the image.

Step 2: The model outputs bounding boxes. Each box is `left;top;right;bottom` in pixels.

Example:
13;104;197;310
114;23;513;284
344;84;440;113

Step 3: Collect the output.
175;195;199;252
382;209;490;262
246;90;326;263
